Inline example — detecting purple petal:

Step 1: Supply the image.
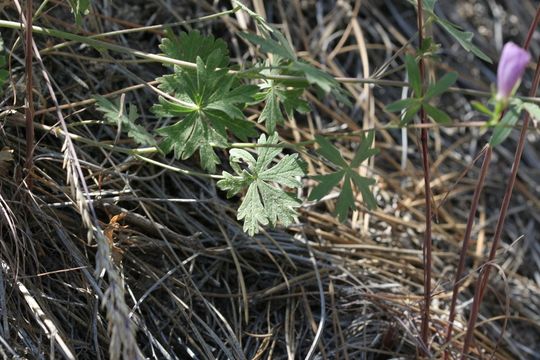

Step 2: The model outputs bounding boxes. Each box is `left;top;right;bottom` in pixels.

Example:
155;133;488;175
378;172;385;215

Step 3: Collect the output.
497;42;531;99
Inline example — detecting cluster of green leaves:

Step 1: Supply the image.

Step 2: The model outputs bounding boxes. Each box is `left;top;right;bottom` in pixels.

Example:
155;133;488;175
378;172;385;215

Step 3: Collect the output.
234;0;349;131
217;133;305;235
153;31;258;172
472;98;540;146
415;0;492;63
92;9;377;235
95;96;156;146
386;54;457;126
308;131;379;222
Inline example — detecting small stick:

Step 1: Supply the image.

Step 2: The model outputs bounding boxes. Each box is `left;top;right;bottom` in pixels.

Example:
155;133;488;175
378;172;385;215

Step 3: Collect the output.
24;0;34;184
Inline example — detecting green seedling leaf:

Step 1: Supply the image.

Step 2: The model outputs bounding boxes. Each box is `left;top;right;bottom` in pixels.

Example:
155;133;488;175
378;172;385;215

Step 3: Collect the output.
386;98;416;112
425;72;458;100
490;105;522;146
471;101;493;116
96;96;156;147
405;54;422;96
436;18;492;63
424;103;451;124
309;131;379;221
400;101;422;126
217;133;305;236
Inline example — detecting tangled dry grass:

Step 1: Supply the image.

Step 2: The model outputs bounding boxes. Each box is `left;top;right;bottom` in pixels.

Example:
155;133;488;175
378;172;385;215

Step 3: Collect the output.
1;0;540;359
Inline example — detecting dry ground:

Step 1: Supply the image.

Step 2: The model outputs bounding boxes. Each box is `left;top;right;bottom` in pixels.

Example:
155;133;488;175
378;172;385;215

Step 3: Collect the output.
1;0;540;359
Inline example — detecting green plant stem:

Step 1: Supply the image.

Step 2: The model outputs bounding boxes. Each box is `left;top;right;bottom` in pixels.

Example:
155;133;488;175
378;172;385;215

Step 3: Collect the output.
5;20;540;102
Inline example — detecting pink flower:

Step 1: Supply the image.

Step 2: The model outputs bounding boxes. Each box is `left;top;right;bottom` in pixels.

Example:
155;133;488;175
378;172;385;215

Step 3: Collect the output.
497;42;531;99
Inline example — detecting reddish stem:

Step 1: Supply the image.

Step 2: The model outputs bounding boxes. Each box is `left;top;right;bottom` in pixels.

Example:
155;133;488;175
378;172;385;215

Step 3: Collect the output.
416;0;433;355
461;6;540;356
444;145;491;359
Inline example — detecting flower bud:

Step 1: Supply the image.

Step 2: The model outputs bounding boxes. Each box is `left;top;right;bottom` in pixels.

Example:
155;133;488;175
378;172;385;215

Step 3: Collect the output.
497;42;531;100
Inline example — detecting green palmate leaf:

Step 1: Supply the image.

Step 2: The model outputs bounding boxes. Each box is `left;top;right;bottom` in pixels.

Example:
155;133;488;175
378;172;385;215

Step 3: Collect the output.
217;133;305;235
237;16;350;103
308;171;346;201
523;102;540;122
153;33;258;172
258;85;309;132
160;30;229;67
405;54;422;96
423;103;452;124
95;96;156;146
425;72;458;100
386;98;416;112
351;130;380;167
335;176;355;222
309;131;379;221
435;18;492;63
314;135;348;167
237;184;269;233
350;172;377;210
67;0;90;25
490;105;523;146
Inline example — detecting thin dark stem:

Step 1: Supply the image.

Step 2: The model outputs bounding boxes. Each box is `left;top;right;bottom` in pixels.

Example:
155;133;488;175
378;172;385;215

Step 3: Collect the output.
461;54;540;358
443;145;491;359
24;0;34;182
416;0;433;355
460;6;540;356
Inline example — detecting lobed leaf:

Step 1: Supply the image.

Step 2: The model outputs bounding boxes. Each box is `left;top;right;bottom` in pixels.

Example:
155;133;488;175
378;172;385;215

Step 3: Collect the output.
96;96;156;146
217;133;305;235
